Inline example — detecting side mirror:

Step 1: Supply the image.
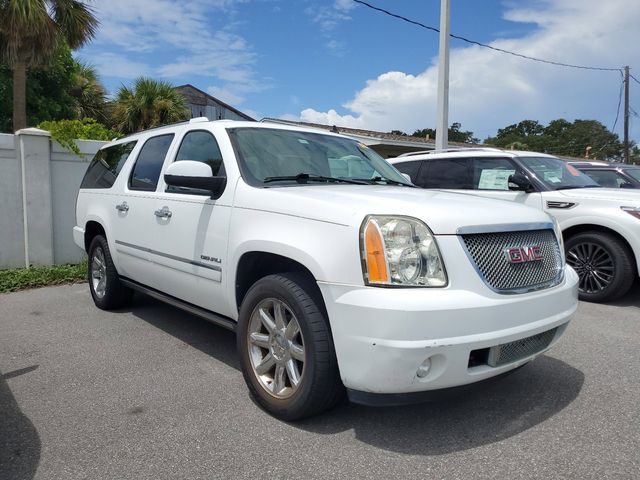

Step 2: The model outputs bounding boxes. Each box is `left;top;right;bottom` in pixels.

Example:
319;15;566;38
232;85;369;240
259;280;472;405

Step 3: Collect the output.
508;172;534;193
164;160;226;199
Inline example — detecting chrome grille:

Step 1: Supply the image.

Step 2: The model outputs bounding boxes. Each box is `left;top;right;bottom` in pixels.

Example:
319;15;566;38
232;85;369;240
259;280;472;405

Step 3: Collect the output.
487;328;558;367
461;228;563;293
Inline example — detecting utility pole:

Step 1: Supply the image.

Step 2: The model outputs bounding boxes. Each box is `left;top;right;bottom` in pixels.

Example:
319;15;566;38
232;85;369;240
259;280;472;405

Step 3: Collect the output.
624;65;630;164
435;0;451;151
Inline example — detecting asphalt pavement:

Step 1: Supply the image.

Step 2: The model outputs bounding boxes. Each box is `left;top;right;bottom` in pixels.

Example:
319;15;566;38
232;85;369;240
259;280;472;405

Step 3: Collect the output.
1;283;639;479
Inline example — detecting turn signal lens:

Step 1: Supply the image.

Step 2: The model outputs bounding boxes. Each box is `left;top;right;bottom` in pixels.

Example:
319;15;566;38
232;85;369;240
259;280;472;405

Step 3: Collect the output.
621;206;640;220
364;220;390;283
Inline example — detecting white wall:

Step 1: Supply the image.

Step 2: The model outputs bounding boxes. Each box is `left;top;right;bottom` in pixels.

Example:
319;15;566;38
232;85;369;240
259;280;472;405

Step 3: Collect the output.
0;130;107;268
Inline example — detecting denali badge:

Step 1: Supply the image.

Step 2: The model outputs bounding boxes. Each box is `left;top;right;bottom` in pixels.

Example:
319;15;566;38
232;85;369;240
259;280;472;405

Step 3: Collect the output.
505;246;543;264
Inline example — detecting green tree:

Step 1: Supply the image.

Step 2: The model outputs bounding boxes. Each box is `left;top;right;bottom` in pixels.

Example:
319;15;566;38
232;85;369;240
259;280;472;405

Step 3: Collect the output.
71;62;107;123
38;118;121;154
0;0;98;131
486;118;623;159
112;77;189;134
0;44;81;132
411;123;478;143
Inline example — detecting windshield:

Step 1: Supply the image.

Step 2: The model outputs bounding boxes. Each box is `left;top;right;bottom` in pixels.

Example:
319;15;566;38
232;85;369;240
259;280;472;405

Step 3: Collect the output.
227;127;411;186
523;156;600;190
625;168;640;182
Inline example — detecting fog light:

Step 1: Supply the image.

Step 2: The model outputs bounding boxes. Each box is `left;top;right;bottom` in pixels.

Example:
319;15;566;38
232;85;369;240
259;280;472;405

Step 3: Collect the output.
416;357;432;378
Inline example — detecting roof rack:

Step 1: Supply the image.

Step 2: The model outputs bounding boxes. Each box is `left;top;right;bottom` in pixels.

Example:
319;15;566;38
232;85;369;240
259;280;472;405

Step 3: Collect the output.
397;147;502;157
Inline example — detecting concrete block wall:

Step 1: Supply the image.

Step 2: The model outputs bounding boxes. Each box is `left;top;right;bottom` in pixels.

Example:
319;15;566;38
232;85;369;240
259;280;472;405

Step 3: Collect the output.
0;130;107;269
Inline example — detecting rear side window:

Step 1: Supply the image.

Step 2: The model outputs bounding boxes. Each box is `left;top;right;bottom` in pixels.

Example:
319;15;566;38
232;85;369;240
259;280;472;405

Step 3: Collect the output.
418;158;472;189
80;141;137;189
393;160;422;182
129;134;174;191
581;169;632;189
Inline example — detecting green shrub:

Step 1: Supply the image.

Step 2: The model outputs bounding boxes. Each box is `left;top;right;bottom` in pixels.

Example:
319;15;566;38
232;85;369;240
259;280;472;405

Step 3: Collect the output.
38;118;121;154
0;262;87;293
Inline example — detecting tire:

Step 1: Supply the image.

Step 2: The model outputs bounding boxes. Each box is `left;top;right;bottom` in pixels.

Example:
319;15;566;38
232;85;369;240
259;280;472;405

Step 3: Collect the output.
565;232;635;303
237;273;344;421
87;235;133;310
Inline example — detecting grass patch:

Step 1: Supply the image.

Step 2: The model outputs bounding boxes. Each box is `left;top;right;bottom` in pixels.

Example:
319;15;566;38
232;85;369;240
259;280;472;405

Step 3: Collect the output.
0;261;87;294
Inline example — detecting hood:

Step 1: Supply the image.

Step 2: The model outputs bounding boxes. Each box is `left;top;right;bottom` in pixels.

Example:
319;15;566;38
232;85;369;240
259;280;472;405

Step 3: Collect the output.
236;184;552;235
556;187;640;204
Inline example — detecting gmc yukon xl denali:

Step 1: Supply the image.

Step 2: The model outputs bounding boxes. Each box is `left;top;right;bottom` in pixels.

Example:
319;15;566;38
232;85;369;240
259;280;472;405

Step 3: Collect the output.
74;119;578;420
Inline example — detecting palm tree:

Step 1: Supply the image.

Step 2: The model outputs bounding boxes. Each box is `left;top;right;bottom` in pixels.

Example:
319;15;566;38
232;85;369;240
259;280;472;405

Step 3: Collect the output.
112;77;189;134
71;62;107;122
0;0;98;131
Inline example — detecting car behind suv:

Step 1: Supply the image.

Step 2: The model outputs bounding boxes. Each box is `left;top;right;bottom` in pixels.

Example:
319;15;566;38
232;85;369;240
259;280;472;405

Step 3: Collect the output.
390;148;640;302
74;121;577;419
569;161;640;189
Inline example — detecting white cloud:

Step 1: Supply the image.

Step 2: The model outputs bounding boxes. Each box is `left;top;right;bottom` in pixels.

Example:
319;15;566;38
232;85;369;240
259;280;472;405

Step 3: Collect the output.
87;0;262;98
300;0;640;142
207;86;244;105
87;53;151;79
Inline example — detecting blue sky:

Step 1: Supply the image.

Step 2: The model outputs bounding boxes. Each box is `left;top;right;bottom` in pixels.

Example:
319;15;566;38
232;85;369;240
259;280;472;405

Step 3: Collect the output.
77;0;640;146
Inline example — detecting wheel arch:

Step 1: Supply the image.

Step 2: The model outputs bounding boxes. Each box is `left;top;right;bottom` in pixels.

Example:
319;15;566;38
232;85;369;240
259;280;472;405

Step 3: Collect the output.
84;220;106;253
562;223;638;272
234;251;326;315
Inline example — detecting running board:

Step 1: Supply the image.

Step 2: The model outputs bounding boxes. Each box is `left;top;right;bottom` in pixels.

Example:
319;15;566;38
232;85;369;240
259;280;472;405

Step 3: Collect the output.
120;278;237;332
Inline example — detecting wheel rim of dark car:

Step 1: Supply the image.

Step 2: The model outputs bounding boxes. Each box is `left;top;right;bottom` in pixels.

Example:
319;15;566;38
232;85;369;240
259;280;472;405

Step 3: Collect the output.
247;298;305;399
566;242;614;294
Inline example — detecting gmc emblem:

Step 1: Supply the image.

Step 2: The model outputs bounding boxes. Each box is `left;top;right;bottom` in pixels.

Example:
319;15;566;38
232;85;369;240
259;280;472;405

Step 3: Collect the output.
505;246;544;264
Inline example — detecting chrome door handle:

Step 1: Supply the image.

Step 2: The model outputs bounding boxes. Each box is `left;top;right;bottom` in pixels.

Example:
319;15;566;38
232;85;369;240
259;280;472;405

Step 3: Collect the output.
115;202;129;212
154;206;172;219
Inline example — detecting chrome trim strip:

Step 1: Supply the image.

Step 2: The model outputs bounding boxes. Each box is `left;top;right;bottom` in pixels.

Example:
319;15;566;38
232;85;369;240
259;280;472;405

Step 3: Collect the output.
115;240;222;272
456;222;554;235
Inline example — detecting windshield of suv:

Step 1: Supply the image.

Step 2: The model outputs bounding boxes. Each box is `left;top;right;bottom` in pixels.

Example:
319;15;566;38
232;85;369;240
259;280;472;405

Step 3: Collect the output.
228;127;412;187
523;156;600;190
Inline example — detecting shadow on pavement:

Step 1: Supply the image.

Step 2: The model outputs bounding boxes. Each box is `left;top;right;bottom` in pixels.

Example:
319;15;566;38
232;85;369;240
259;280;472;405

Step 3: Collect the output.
127;293;584;456
606;281;640;308
0;367;41;480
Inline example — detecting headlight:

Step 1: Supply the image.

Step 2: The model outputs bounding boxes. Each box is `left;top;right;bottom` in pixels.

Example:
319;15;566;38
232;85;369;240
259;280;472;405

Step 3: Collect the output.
621;206;640;220
551;216;565;263
360;215;447;287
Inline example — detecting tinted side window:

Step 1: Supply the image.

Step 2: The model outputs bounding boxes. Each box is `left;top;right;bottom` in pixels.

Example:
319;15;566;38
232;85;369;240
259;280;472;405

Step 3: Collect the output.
471;158;517;190
581;169;631;188
167;131;226;195
419;158;472;189
393;160;422;182
175;130;224;175
80;141;137;189
129;134;174;191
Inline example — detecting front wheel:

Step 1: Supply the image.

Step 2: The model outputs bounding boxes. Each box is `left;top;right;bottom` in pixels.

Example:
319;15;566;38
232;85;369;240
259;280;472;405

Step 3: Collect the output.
237;273;343;420
565;232;635;303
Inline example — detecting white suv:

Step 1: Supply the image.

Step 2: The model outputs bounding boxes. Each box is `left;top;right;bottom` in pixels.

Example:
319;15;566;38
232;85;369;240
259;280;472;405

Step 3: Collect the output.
74;120;578;419
390;148;640;303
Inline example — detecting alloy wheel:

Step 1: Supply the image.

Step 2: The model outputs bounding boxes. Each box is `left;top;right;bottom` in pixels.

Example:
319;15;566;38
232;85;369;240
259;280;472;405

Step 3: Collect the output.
247;298;305;399
566;242;615;293
91;247;107;298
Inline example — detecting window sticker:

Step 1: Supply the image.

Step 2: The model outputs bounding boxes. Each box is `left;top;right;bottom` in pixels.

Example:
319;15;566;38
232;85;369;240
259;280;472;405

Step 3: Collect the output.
478;169;515;190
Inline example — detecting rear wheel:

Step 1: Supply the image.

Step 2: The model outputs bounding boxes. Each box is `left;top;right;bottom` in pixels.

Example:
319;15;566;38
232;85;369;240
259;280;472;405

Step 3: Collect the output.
237;273;343;420
88;235;133;309
565;232;635;302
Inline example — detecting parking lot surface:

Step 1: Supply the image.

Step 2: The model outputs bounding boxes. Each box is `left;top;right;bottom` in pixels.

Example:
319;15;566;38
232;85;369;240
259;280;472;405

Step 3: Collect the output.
1;283;639;480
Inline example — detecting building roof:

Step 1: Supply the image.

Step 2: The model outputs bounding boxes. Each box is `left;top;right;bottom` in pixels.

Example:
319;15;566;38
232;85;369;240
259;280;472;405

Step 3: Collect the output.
175;84;255;121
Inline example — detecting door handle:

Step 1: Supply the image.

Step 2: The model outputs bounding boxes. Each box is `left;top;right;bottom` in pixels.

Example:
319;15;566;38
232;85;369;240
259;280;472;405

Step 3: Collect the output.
154;206;172;219
115;202;129;212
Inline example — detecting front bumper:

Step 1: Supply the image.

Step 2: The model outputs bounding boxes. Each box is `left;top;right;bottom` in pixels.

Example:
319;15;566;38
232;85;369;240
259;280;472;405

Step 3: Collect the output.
318;266;578;395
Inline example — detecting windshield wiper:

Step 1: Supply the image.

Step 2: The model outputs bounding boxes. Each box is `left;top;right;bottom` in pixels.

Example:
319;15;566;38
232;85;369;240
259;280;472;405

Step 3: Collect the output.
354;176;415;187
263;173;368;185
555;185;601;190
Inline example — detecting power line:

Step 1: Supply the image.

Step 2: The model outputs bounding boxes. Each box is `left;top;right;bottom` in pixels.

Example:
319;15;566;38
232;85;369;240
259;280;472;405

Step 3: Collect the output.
353;0;623;72
630;72;640;86
612;72;625;133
